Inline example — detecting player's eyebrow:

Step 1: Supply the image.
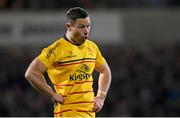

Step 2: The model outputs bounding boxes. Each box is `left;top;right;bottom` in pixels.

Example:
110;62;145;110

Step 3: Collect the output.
78;23;90;26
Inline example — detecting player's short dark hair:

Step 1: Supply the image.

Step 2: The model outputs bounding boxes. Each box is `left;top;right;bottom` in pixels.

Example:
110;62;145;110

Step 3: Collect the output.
66;7;89;23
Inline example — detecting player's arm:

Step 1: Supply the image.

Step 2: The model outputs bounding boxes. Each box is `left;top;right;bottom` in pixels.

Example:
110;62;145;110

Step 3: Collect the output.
25;58;63;104
93;61;112;112
96;61;111;98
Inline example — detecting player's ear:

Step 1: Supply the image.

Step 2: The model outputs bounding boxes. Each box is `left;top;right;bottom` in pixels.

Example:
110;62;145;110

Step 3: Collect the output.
66;23;72;31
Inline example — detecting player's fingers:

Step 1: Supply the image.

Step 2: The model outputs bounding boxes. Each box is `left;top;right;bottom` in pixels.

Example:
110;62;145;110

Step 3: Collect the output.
52;98;62;105
92;105;97;112
95;102;103;113
59;94;65;104
92;104;97;111
56;98;63;104
93;102;100;112
95;108;101;113
95;105;102;113
54;94;64;104
52;98;57;103
52;97;56;103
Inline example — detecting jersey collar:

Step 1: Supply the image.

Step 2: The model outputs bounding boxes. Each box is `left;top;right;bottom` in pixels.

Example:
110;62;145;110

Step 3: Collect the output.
63;35;83;46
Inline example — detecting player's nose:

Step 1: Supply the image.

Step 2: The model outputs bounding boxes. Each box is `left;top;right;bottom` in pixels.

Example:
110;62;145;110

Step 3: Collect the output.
84;32;88;36
84;26;89;33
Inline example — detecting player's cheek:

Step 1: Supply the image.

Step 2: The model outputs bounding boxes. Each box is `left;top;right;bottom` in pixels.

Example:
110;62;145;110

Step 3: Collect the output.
74;31;80;37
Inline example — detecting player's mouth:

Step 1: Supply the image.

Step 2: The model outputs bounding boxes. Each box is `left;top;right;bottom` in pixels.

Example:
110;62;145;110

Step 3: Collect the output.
84;32;88;37
84;34;88;39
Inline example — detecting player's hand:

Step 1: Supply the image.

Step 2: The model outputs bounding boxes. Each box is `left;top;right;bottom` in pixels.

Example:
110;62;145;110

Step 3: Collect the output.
51;93;64;104
93;96;105;113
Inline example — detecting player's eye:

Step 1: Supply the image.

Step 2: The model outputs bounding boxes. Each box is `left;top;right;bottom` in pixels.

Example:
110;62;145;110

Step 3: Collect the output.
77;25;90;29
77;25;85;29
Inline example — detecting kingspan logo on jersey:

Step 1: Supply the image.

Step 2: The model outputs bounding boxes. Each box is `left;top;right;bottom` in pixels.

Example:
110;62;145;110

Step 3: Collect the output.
70;64;92;81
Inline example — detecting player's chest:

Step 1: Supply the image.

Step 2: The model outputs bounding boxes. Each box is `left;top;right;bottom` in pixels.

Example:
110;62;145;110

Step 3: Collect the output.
60;46;96;61
53;47;96;70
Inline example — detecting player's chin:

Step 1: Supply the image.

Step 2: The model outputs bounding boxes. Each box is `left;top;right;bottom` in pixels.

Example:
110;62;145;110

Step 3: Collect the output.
84;36;88;39
82;36;88;41
81;39;86;44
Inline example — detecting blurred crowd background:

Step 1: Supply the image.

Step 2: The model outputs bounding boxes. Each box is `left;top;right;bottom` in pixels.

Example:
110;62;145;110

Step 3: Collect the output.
1;0;180;117
0;0;180;10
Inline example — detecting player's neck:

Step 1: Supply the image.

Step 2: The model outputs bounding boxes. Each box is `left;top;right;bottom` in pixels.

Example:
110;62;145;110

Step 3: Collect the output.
66;32;80;46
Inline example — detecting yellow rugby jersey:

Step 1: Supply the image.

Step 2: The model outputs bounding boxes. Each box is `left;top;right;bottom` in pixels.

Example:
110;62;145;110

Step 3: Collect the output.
37;36;106;117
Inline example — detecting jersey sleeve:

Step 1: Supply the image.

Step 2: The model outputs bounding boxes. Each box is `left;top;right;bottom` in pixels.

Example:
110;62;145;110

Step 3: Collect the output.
37;42;60;68
95;45;106;68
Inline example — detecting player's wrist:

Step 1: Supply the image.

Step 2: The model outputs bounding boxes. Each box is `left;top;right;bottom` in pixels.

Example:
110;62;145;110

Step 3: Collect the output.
96;90;106;99
95;96;105;100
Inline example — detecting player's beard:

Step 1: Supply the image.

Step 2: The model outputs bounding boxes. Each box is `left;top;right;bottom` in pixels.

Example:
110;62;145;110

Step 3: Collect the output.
77;37;86;45
73;33;87;45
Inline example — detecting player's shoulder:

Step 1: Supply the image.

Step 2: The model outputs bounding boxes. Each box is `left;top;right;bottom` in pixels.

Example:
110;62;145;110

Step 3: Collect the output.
86;39;98;47
86;39;100;49
47;37;65;48
42;37;65;53
53;37;65;45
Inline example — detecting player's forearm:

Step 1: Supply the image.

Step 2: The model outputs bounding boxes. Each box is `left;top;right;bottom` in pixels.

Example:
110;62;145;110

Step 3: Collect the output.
97;67;111;99
25;71;55;97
